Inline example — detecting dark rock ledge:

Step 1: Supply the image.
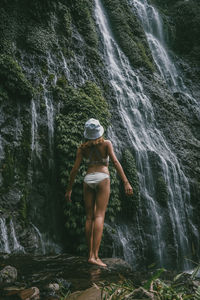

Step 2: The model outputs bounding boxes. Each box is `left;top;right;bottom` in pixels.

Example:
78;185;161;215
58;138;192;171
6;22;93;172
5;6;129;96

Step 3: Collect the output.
0;254;143;300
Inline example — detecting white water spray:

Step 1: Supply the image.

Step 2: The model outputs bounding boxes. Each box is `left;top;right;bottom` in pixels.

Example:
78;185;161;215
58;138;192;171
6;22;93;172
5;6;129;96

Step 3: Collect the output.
95;0;194;268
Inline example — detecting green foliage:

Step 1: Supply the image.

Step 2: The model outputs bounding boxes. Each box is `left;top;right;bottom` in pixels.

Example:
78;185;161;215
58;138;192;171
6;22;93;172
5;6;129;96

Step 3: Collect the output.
55;80;120;254
98;266;200;300
0;6;18;55
19;187;29;226
120;149;140;218
66;0;98;48
151;0;200;64
98;280;135;300
0;54;34;101
156;175;168;207
172;1;200;63
143;268;165;290
102;0;155;71
25;26;57;54
1;145;15;189
195;286;200;300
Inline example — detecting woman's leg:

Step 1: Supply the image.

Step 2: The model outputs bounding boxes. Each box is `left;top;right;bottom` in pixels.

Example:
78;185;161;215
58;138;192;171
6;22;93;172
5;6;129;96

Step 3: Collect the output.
92;178;110;266
83;183;95;260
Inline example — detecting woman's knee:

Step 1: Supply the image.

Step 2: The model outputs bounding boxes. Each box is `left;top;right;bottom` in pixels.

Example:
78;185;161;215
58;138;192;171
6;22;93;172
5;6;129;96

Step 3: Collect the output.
86;213;94;221
94;212;105;221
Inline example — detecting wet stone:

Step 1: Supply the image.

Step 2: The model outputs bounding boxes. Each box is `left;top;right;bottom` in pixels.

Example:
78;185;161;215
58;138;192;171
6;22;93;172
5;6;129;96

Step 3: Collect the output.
0;253;137;299
0;265;17;285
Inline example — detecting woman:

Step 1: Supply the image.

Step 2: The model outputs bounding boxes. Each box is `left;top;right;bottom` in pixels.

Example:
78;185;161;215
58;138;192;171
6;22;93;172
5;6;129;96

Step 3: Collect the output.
65;118;133;267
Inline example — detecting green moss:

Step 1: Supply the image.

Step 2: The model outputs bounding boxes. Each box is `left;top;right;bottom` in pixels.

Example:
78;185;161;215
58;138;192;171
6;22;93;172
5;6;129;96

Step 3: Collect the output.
63;7;72;38
25;26;57;54
1;145;15;190
102;0;155;71
0;54;34;101
19;189;28;226
66;0;98;48
137;42;155;71
55;80;121;254
156;175;168;207
121;149;140;218
56;76;69;89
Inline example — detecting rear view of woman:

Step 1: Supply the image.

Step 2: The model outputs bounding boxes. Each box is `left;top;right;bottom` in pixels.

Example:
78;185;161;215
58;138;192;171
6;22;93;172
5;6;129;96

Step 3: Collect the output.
65;118;133;267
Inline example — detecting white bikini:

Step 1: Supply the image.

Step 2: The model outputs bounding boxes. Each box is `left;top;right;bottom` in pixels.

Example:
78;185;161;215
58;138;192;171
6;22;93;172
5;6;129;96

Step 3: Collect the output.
84;146;110;190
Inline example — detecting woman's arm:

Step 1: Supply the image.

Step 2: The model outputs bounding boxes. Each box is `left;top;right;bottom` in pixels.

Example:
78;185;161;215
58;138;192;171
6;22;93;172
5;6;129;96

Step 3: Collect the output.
65;147;83;202
107;140;133;195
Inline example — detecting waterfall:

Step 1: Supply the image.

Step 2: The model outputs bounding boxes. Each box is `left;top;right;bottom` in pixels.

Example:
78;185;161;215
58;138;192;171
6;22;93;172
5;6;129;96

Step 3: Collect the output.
0;217;24;253
95;0;194;269
129;0;199;110
44;87;54;160
0;217;10;253
10;220;25;253
31;99;39;156
31;223;62;255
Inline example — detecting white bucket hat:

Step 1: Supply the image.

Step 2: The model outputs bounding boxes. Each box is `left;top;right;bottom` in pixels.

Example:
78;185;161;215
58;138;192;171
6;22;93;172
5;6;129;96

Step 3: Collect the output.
84;118;104;140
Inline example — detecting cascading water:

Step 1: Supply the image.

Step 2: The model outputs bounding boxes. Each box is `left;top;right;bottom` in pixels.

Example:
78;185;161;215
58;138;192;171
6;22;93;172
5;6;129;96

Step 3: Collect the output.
0;217;24;253
0;218;10;253
95;0;196;269
129;0;200;111
31;99;39;156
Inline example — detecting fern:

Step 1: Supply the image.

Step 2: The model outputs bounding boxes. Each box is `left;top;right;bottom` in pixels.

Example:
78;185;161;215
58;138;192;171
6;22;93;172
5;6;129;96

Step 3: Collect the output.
194;286;200;300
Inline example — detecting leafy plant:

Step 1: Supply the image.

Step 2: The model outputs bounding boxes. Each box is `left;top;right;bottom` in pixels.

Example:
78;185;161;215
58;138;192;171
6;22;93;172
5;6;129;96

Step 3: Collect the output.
55;80;121;254
0;54;34;101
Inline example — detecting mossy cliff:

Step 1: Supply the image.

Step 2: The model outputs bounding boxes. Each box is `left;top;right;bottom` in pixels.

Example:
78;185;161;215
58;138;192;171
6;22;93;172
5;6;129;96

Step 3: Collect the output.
0;0;146;255
55;81;121;254
102;0;155;72
0;0;199;268
151;0;200;65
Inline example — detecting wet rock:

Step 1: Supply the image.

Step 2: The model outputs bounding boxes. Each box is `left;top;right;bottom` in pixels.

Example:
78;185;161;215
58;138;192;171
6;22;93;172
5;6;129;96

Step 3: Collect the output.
18;287;40;300
47;283;60;292
0;253;140;300
0;265;17;284
2;286;40;300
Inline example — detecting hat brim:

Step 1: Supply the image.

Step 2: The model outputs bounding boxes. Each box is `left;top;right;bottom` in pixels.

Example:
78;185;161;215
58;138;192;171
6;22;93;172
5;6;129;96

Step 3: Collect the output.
84;125;104;140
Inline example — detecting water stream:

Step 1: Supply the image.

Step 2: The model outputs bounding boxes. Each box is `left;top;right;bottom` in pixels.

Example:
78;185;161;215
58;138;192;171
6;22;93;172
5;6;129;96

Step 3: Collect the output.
130;0;199;111
95;0;195;269
0;217;24;253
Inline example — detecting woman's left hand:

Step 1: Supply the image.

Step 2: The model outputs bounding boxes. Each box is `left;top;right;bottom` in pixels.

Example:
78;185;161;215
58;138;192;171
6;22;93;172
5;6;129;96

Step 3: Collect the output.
124;182;133;196
65;190;72;202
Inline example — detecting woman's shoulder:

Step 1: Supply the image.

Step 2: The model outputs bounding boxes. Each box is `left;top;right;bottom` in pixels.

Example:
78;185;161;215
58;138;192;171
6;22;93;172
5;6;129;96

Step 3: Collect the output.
104;139;112;146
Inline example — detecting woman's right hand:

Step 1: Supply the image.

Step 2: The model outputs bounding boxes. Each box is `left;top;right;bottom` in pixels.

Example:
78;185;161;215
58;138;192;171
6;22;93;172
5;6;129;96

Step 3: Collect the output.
65;190;72;202
124;182;133;195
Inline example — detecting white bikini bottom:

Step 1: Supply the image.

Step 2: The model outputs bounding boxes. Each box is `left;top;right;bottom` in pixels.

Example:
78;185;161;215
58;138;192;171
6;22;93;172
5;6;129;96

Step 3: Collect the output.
84;172;110;190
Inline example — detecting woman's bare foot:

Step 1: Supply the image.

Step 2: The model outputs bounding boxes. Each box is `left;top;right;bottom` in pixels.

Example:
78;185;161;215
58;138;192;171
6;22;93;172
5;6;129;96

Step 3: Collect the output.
88;257;107;267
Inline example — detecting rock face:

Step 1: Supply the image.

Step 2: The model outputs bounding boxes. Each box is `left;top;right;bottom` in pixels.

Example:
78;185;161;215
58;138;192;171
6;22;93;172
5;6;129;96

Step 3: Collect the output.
0;0;199;270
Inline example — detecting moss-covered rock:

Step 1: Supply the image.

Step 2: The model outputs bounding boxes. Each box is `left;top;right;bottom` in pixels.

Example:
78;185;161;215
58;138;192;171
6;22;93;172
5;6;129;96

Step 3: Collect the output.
155;175;168;207
102;0;155;71
66;0;98;48
151;0;200;64
120;149;140;218
0;54;34;101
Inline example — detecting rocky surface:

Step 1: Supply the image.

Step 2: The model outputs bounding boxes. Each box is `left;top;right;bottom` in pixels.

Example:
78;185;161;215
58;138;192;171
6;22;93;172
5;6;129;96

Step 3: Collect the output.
0;254;142;299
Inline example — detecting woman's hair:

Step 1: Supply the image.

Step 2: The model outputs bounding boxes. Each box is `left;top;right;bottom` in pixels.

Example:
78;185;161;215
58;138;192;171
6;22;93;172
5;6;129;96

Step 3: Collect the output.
80;136;105;150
